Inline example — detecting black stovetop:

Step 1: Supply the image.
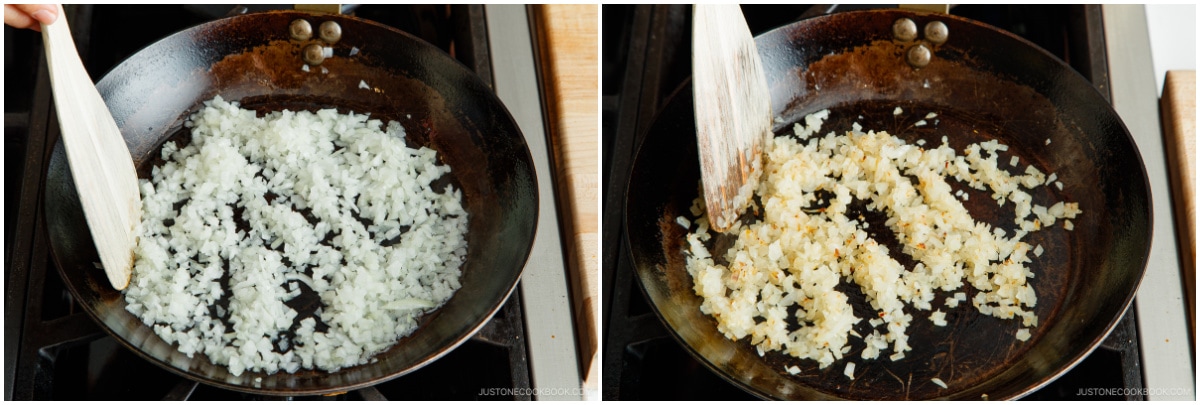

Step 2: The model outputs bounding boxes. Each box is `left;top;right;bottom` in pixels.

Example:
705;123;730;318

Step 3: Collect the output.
601;4;1144;401
5;5;530;400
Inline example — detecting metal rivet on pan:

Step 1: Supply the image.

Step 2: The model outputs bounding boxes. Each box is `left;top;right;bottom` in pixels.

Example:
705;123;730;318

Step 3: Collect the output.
893;18;918;41
319;21;342;44
925;21;949;45
290;19;312;41
303;43;326;65
907;43;931;68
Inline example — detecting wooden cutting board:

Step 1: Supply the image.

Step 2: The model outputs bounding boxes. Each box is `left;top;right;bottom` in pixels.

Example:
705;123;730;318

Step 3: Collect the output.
531;4;599;396
1161;70;1195;337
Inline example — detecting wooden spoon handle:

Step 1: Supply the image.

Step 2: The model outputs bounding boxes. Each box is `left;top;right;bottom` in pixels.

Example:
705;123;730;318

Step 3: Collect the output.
42;5;141;290
693;4;771;232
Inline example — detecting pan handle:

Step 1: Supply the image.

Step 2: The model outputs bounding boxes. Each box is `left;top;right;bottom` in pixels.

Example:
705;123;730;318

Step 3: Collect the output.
899;4;950;14
210;5;355;18
294;4;342;15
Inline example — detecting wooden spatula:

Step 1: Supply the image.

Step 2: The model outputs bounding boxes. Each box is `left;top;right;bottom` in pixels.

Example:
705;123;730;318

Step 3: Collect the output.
692;4;771;233
42;5;141;290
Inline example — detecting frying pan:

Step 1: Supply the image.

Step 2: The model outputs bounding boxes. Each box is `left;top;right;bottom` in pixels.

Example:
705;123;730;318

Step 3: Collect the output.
624;9;1151;400
44;11;538;395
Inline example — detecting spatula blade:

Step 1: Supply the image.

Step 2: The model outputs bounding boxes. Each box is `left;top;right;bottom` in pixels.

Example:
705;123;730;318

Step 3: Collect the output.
42;5;142;290
693;4;771;232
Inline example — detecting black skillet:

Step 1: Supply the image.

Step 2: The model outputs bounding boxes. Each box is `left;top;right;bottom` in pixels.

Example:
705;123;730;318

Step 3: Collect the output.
624;9;1151;400
44;11;538;395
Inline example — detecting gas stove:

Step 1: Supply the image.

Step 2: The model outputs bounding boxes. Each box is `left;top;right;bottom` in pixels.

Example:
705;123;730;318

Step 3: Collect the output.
602;4;1193;400
5;4;580;400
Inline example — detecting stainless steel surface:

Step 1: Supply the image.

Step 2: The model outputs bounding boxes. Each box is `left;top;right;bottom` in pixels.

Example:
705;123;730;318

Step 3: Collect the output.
906;43;930;67
319;21;341;43
301;43;325;65
289;19;312;40
485;4;583;400
924;20;948;44
1103;4;1196;400
893;17;917;41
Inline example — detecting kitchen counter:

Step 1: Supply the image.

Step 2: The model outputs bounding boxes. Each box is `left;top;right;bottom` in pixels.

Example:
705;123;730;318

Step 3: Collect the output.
1105;5;1195;400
